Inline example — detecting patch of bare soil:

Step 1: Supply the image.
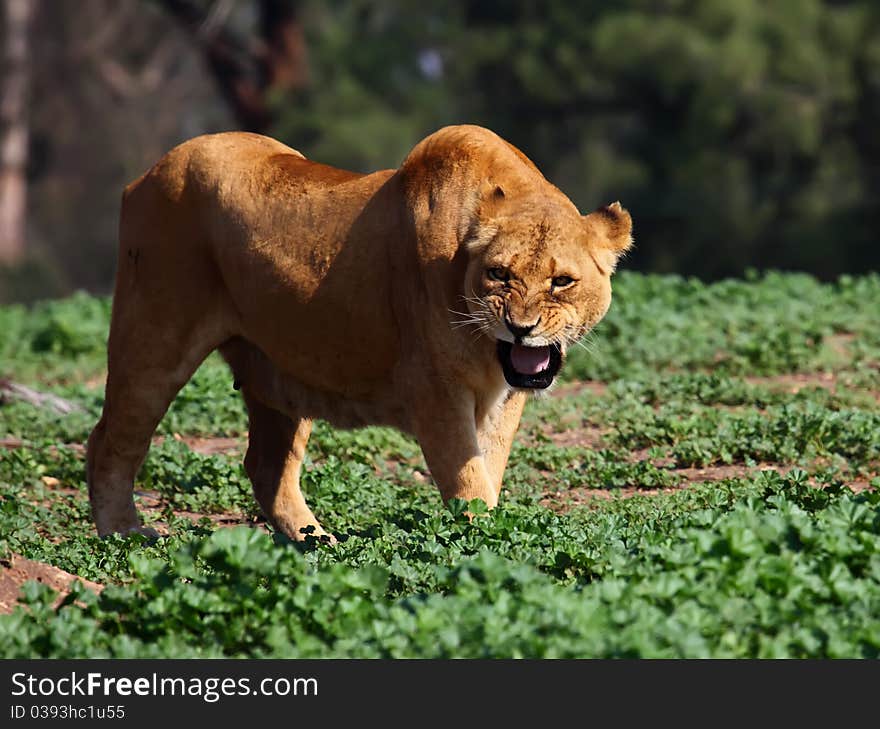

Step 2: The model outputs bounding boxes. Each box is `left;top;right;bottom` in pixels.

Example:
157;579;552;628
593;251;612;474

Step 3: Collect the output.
1;434;246;456
550;380;609;398
524;382;610;450
743;368;879;404
131;488;264;537
0;554;102;615
541;484;681;511
536;424;607;450
542;460;878;513
540;463;764;512
168;434;246;456
825;332;857;356
2;436;253;542
744;371;838;393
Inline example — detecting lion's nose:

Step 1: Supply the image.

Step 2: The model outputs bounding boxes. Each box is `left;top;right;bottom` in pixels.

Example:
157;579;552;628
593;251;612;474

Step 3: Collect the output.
506;317;541;340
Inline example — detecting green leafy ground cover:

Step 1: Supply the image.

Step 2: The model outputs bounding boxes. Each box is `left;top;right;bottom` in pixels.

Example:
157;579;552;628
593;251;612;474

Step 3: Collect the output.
1;272;879;657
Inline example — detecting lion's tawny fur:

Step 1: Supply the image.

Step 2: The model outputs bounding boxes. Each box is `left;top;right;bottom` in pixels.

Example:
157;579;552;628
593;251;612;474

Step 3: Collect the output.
86;125;632;541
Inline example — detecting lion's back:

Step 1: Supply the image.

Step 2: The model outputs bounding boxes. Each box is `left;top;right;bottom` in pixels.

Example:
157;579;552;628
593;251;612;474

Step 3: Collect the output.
124;132;302;201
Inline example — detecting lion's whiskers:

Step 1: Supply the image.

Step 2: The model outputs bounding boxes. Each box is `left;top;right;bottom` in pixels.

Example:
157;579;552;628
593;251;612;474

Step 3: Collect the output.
548;323;600;357
571;329;599;356
449;297;497;340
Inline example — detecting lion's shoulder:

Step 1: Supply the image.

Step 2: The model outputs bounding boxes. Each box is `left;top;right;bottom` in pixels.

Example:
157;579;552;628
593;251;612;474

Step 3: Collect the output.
398;125;546;196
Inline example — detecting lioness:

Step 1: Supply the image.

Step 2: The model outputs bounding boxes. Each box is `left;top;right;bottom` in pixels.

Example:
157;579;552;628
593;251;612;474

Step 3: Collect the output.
87;125;632;541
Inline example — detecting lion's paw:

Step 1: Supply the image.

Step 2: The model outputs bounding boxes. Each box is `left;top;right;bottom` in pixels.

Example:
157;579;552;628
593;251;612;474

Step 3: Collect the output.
122;525;161;541
296;525;337;546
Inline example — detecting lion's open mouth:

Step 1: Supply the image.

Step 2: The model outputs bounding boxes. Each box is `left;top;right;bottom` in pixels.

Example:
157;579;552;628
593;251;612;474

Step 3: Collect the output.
497;341;562;389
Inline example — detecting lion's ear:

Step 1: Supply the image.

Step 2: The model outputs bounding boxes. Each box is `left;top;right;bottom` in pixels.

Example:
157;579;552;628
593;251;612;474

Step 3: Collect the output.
476;180;507;215
463;181;507;252
583;201;633;273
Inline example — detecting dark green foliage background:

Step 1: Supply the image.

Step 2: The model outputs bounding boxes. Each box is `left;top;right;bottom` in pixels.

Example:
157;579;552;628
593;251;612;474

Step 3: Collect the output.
5;0;878;305
273;0;880;280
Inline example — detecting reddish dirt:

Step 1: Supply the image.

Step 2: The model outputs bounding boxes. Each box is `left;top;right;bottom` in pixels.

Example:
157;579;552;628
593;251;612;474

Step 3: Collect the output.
550;380;609;398
541;485;678;510
744;371;837;393
530;367;879;510
0;554;103;615
743;369;879;404
539;463;759;511
533;376;870;450
1;434;246;456
166;433;245;455
541;456;878;512
541;462;877;512
131;487;265;537
825;332;857;355
157;433;247;455
537;424;607;450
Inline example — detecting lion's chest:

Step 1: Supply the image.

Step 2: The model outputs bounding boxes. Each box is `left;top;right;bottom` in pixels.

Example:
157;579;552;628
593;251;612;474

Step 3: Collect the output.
222;336;412;432
270;372;414;432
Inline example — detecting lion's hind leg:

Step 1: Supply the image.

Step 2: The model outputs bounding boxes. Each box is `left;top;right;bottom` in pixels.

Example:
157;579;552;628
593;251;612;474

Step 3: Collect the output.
87;314;221;537
242;393;333;543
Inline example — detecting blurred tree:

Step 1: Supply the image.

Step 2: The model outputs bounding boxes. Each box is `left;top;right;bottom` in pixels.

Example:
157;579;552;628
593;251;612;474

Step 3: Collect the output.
0;0;36;264
5;0;880;303
271;0;880;279
0;0;232;304
155;0;308;131
272;1;460;171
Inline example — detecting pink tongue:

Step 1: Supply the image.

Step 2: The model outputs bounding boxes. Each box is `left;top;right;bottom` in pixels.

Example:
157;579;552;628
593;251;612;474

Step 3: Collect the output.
510;344;551;375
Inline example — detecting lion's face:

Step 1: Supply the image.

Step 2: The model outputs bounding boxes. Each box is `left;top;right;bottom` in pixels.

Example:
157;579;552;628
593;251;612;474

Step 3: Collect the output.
461;198;632;390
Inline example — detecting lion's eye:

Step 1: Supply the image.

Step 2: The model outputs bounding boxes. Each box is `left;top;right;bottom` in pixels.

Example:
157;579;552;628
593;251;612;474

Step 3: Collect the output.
487;267;510;283
551;275;575;289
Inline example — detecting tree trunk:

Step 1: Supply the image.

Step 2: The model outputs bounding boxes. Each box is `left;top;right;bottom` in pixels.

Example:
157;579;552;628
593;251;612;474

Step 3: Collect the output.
0;0;35;264
157;0;306;133
259;0;308;93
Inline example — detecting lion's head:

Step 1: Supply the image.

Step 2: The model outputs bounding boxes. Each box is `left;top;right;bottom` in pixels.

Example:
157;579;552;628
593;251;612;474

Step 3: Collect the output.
462;194;632;389
400;124;632;390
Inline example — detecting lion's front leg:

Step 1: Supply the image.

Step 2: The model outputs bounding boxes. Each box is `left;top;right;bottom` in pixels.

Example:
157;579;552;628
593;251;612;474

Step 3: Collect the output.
414;393;497;508
477;390;527;499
